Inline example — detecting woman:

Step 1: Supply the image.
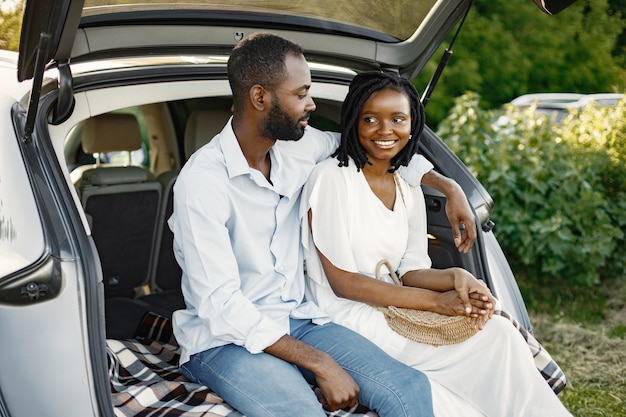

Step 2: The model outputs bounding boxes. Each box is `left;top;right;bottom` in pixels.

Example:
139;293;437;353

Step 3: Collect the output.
300;71;572;416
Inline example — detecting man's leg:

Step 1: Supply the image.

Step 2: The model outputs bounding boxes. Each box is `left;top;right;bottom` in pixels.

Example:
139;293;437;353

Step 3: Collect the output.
181;343;327;417
291;319;434;417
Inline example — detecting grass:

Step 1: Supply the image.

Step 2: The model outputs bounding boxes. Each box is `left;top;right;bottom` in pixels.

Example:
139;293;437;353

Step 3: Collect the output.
526;280;626;416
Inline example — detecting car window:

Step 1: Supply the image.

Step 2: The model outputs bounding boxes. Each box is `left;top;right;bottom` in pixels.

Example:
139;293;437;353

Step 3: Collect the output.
82;0;438;41
98;145;147;166
102;107;150;168
67;106;150;171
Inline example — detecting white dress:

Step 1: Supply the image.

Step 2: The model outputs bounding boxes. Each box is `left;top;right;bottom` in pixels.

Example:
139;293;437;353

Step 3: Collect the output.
300;158;572;417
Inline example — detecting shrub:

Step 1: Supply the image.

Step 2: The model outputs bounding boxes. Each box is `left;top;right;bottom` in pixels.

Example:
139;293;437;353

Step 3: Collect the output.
437;93;626;288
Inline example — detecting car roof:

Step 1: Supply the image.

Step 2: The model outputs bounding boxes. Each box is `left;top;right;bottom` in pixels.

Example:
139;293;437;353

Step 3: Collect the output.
510;93;624;110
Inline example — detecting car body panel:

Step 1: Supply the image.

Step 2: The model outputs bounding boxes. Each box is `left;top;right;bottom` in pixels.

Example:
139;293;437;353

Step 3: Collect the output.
511;92;624;110
510;92;624;122
0;268;97;417
17;0;82;82
17;0;579;83
0;94;104;417
0;102;44;277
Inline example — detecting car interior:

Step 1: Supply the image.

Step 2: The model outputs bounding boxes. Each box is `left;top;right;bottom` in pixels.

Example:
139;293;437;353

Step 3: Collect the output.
64;98;463;332
60;86;465;415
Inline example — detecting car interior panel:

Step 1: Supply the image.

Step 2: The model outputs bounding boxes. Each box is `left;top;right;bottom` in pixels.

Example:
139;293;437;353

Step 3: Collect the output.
65;101;462;340
137;169;184;313
72;113;162;299
86;102;470;417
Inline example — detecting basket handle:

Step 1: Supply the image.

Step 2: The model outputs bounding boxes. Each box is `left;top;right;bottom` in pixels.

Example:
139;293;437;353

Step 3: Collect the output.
375;259;402;286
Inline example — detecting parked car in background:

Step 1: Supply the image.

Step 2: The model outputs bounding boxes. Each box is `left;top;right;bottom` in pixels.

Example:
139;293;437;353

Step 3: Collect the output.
509;92;624;122
0;1;576;416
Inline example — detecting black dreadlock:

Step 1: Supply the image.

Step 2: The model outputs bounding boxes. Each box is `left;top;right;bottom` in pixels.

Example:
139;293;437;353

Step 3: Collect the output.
333;71;425;172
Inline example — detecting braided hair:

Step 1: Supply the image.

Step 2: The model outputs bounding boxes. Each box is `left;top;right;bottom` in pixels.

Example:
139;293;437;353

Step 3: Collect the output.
333;71;425;172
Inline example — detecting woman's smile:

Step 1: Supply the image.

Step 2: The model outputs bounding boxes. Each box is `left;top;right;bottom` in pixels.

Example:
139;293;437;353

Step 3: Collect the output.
373;139;398;149
358;88;412;164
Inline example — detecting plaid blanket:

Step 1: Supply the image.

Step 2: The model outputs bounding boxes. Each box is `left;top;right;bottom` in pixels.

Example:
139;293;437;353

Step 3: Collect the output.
107;311;566;417
107;312;377;417
494;310;567;394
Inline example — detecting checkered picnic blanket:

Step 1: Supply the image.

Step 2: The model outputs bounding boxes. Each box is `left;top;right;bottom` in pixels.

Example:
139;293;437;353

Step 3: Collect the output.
106;310;566;417
106;312;377;417
494;310;567;394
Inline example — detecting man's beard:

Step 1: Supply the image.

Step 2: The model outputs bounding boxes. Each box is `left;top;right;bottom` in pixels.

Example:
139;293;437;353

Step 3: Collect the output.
261;101;308;141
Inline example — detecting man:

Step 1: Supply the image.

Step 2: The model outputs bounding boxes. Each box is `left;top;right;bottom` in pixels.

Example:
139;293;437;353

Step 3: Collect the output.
169;32;476;417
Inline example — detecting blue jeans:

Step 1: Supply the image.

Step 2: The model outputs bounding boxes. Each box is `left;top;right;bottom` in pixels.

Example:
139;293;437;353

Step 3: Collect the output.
180;319;433;417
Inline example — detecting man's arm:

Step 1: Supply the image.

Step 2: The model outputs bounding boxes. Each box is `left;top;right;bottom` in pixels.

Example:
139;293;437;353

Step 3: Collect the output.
174;161;359;411
264;335;360;411
421;170;476;253
397;154;477;253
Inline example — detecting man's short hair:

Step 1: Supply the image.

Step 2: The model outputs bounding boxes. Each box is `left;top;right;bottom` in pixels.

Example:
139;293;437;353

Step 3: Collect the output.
228;32;304;111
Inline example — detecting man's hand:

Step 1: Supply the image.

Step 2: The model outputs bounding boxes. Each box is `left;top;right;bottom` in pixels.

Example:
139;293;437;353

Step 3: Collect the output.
421;170;477;253
264;335;359;411
445;187;476;253
315;355;360;411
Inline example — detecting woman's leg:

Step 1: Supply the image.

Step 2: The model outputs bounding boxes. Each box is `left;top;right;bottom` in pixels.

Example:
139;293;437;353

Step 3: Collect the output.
292;319;435;417
397;316;572;417
428;380;487;417
181;343;327;417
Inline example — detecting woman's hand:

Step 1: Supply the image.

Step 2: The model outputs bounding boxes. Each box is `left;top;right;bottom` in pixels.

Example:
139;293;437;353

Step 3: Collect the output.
435;290;474;317
452;268;495;328
445;189;476;254
435;290;492;330
428;268;495;329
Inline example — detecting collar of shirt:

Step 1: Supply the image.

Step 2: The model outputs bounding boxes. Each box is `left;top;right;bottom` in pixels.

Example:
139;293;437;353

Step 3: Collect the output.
219;120;307;200
220;123;281;177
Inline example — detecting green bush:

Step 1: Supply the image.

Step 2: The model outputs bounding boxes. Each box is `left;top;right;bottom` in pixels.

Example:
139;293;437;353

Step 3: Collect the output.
437;93;626;288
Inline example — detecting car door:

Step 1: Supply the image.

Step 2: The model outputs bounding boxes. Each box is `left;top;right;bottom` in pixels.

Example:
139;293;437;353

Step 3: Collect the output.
0;1;113;416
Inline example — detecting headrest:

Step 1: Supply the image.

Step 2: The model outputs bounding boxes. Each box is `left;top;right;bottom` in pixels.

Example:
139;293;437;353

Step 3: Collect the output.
80;166;149;186
82;113;142;154
184;109;232;159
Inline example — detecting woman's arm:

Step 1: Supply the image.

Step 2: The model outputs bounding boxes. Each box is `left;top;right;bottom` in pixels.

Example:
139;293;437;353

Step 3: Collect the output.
311;209;494;325
316;248;449;313
402;267;496;326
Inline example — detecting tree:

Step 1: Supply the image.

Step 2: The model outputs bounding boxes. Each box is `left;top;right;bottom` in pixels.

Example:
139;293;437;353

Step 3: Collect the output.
416;0;626;126
607;0;625;62
0;0;23;51
438;93;626;288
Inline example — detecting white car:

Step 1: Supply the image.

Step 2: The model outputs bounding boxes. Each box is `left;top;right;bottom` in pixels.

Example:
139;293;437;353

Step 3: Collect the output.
0;1;575;416
510;92;624;122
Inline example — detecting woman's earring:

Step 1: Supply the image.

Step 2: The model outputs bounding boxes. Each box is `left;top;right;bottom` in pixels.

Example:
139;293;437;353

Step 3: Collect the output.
408;134;413;140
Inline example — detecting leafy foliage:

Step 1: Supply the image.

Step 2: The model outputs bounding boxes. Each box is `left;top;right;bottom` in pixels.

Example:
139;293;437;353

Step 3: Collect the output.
438;93;626;288
416;0;626;127
0;1;22;51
